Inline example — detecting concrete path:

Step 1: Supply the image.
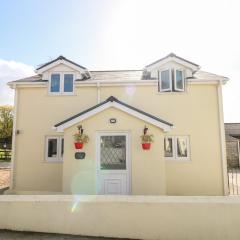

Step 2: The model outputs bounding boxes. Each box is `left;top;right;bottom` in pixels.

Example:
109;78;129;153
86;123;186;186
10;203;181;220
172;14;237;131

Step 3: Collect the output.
0;161;11;168
0;230;126;240
0;168;10;192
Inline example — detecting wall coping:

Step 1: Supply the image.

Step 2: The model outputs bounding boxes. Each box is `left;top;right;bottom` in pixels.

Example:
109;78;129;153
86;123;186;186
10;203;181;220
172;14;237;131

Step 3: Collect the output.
1;195;240;203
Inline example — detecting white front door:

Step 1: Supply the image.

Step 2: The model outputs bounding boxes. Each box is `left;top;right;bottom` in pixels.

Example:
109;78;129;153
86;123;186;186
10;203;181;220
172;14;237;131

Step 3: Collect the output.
97;132;131;195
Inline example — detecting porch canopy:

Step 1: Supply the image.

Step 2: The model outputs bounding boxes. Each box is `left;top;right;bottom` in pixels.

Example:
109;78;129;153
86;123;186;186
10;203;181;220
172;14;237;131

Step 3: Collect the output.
54;96;174;132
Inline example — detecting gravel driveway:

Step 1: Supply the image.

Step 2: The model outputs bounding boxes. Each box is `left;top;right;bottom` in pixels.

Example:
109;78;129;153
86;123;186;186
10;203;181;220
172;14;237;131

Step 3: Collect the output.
0;230;124;240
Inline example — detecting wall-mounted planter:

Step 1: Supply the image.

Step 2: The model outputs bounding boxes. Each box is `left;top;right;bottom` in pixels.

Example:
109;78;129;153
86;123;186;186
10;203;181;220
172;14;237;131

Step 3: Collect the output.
142;143;151;150
74;142;84;149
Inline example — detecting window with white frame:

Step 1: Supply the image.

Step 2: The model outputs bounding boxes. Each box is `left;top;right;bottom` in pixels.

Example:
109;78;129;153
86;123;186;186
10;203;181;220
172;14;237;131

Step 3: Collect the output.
45;136;64;162
164;136;190;160
159;69;185;92
49;73;74;94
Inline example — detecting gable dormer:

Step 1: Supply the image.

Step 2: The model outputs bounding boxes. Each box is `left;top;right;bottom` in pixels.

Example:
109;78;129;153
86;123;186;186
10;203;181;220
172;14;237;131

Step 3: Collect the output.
144;53;200;92
36;56;89;95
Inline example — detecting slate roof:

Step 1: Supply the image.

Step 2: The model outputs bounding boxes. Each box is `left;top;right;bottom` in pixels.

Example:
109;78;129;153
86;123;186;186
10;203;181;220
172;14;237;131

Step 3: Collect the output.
89;70;145;81
9;70;228;84
225;123;240;141
54;96;173;128
9;75;45;83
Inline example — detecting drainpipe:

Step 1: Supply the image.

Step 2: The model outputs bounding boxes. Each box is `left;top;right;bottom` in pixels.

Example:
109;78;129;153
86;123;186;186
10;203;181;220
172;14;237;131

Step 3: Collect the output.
217;80;228;195
97;81;101;103
10;84;18;190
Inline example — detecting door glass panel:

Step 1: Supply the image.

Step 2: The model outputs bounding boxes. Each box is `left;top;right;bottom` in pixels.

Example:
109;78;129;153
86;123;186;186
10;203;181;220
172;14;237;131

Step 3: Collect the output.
100;135;126;170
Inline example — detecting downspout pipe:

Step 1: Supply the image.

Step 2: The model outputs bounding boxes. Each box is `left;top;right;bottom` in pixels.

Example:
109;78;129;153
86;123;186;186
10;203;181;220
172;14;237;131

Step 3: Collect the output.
10;84;18;190
217;80;228;195
97;81;101;103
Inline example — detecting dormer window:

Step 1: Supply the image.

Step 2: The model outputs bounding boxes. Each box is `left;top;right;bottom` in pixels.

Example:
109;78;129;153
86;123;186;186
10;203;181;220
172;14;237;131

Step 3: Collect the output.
50;74;61;93
64;74;74;92
49;73;74;95
158;69;185;92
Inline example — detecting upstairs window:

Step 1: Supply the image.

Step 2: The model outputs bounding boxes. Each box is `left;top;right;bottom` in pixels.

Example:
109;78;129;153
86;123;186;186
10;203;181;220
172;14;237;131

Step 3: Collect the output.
160;70;172;92
64;74;74;92
49;73;74;94
175;70;184;91
50;74;60;93
159;69;185;92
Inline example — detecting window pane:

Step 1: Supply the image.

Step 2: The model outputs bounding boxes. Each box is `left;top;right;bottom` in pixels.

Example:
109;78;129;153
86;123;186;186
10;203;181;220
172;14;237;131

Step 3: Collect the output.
48;138;58;158
177;137;188;157
64;74;73;92
176;70;184;90
161;70;170;90
51;74;60;92
61;138;64;158
164;138;173;157
100;136;126;170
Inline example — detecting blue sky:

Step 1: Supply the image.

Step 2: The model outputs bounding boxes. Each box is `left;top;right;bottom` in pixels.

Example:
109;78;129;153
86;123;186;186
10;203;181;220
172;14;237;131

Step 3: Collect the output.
0;0;240;122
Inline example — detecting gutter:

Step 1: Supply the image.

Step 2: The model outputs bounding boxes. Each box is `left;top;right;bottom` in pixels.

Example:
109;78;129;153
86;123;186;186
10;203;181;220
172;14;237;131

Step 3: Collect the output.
217;80;229;195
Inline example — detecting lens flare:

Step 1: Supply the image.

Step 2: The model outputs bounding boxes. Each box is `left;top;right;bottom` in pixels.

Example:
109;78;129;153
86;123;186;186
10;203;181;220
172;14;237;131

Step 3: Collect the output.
125;85;136;96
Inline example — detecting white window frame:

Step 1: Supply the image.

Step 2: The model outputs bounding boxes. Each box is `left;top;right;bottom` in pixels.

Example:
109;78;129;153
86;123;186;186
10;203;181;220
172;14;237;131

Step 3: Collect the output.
62;72;75;95
164;136;190;161
49;73;61;95
49;72;75;95
159;69;172;92
164;137;174;158
174;69;185;92
45;136;64;162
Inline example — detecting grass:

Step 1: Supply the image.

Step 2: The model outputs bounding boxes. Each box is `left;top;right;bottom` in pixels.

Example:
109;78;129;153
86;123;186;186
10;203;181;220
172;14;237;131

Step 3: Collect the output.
0;149;11;162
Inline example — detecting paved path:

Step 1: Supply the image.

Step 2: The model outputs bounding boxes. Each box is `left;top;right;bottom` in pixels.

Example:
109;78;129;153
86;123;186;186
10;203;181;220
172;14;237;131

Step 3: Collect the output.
0;168;10;190
0;230;125;240
0;161;11;168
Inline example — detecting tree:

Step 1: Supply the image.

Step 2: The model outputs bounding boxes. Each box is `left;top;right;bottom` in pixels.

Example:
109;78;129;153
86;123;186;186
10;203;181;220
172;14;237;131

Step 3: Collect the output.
0;106;13;141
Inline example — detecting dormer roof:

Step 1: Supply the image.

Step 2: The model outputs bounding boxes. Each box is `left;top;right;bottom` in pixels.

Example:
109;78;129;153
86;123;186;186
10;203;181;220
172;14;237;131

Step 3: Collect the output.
36;55;87;74
54;96;173;132
145;53;200;72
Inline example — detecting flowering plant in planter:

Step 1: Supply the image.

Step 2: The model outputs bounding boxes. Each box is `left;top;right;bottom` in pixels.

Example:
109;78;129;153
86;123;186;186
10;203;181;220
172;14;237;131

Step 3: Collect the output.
73;125;89;149
140;126;153;150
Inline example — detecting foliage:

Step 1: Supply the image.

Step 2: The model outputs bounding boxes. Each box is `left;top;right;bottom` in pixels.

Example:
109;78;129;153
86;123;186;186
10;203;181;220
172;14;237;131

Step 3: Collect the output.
140;134;154;143
140;125;154;143
73;133;89;143
73;125;89;143
0;106;13;140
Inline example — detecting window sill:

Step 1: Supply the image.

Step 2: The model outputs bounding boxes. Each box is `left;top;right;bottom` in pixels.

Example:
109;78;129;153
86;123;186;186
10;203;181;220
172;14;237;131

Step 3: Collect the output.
47;93;76;96
44;160;63;163
165;158;191;162
155;91;187;95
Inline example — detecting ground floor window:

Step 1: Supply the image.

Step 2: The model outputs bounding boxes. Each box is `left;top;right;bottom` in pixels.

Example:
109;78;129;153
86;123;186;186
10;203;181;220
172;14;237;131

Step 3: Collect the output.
164;136;190;161
45;136;64;162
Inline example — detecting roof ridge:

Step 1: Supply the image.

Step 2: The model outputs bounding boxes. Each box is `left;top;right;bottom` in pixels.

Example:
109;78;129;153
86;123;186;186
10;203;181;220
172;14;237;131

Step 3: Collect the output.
90;70;142;72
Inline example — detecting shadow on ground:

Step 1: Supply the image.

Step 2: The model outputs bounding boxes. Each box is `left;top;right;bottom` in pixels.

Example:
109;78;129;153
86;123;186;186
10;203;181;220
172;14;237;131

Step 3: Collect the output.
0;230;132;240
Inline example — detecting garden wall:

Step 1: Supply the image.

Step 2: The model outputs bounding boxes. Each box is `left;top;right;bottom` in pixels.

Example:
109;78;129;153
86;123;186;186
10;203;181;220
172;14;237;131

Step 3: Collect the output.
0;195;240;240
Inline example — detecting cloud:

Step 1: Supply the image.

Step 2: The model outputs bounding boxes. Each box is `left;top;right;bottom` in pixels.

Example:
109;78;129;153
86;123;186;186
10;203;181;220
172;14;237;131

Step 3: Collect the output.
0;59;34;106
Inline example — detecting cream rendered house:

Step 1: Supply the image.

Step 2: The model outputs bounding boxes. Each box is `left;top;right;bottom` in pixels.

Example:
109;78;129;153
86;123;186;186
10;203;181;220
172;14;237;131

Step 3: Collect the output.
8;53;229;195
